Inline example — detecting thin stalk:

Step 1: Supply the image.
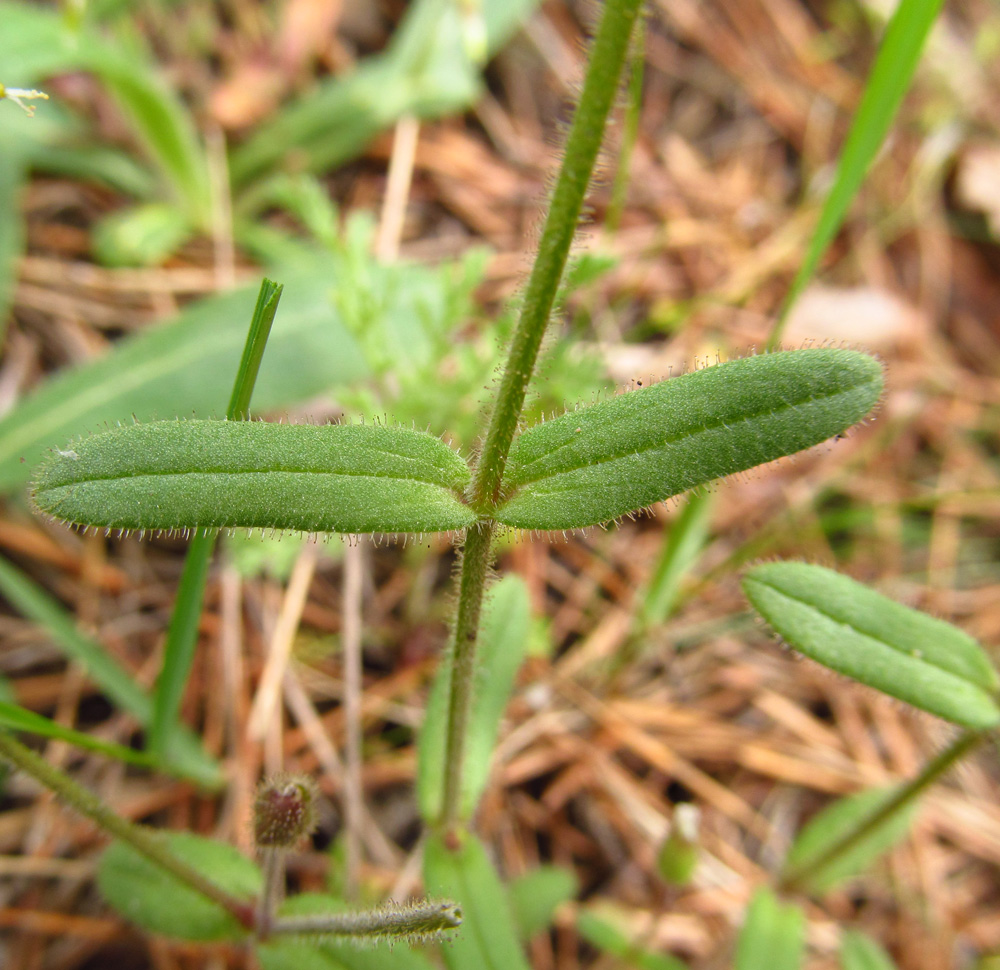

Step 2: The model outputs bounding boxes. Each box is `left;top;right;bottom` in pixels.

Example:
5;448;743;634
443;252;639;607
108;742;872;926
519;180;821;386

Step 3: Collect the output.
605;13;645;235
270;899;461;942
255;847;285;938
470;0;645;509
0;732;254;928
149;278;283;759
440;521;494;837
780;729;984;893
438;0;643;840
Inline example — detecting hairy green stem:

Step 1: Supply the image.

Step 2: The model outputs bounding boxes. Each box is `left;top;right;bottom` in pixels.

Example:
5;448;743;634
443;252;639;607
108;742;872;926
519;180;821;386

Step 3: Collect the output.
470;0;645;509
255;847;286;939
780;729;984;893
437;0;643;842
270;899;462;942
440;521;495;836
0;732;254;927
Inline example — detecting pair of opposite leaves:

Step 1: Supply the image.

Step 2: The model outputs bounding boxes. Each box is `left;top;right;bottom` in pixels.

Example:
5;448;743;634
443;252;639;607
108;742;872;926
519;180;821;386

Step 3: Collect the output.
31;349;883;537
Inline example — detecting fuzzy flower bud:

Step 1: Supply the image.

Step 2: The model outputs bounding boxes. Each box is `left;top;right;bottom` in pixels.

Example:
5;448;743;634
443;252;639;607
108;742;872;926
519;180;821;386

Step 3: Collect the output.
253;775;318;849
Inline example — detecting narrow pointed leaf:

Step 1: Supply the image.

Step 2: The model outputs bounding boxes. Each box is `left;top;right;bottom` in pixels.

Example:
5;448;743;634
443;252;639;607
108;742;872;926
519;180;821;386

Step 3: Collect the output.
423;831;531;970
494;349;882;531
742;562;1000;729
32;421;475;535
782;786;917;894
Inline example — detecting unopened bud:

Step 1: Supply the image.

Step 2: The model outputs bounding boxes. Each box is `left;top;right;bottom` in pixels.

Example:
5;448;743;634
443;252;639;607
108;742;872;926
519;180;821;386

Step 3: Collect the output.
253;775;318;848
657;803;699;887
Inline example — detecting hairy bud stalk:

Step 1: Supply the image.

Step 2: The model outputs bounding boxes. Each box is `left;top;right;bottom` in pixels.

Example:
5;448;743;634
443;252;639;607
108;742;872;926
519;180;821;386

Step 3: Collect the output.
271;900;462;945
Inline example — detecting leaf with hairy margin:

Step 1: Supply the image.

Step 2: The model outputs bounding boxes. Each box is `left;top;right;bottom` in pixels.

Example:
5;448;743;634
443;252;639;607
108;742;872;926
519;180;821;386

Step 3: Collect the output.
494;349;882;531
31;421;475;536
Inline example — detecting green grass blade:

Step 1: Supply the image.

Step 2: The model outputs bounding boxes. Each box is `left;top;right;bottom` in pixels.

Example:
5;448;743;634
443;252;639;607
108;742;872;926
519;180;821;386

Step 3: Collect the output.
734;889;805;970
742;562;1000;728
639;489;715;628
149;279;283;757
0;700;158;767
227;279;283;420
495;349;882;531
768;0;946;347
0;555;220;784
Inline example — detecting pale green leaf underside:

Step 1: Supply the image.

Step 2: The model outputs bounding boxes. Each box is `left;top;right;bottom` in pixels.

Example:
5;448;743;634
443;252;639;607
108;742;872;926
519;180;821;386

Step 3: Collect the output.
32;421;474;535
742;562;1000;730
494;349;883;531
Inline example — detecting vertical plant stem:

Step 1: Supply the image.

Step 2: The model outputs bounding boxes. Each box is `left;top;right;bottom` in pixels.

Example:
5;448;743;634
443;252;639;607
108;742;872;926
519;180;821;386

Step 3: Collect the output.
255;846;285;939
341;539;364;898
0;732;254;927
470;0;645;509
439;0;644;838
440;521;494;837
780;729;984;892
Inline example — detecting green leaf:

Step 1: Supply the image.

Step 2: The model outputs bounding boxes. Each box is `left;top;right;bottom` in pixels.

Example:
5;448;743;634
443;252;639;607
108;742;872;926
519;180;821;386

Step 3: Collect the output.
741;562;1000;729
0;700;157;767
0;555;220;786
495;349;883;531
423;831;530;970
31;420;474;535
418;575;531;822
783;786;918;894
576;906;689;970
507;865;577;941
771;0;946;344
0;146;26;337
91;202;194;267
97;832;260;941
734;889;805;970
231;0;539;189
840;930;898;970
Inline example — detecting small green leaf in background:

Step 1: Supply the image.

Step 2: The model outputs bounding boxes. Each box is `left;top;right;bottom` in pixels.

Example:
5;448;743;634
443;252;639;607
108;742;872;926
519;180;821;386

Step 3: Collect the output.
782;786;918;895
423;831;531;970
840;929;898;970
97;832;260;941
31;421;475;536
495;349;883;531
734;889;805;970
91;202;194;267
507;865;578;941
576;905;689;970
418;575;532;822
742;562;1000;729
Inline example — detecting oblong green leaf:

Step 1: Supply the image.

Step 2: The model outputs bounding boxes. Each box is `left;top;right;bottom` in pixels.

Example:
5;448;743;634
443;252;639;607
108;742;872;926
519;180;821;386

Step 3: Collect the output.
423;831;530;970
494;349;883;531
734;889;805;970
742;562;1000;729
783;786;917;894
32;420;474;535
417;575;532;823
97;832;260;941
